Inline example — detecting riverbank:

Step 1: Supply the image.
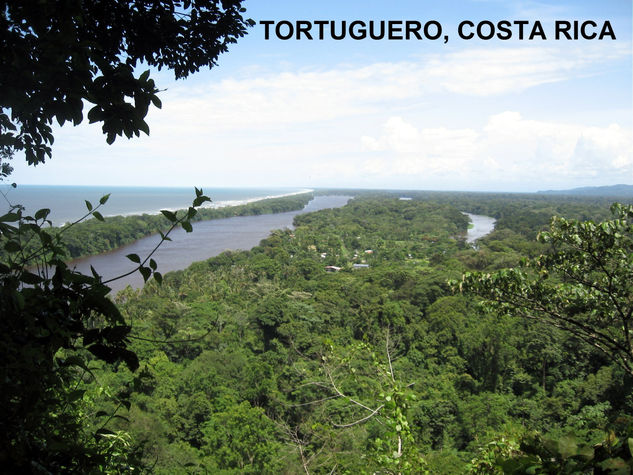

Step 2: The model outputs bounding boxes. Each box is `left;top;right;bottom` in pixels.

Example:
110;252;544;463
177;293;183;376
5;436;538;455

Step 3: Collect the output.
152;188;314;217
1;185;313;226
70;195;352;292
55;192;315;260
464;213;496;243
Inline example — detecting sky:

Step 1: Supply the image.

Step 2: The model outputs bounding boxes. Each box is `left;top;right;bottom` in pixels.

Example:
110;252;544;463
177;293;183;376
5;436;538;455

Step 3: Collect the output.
10;0;633;192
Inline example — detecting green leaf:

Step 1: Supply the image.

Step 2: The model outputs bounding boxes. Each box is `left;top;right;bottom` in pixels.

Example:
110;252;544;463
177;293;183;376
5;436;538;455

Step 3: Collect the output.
182;221;193;233
99;193;110;205
67;390;85;402
95;428;116;438
59;356;94;377
4;240;21;253
154;272;163;285
0;212;20;222
87;344;138;371
138;120;149;135
139;266;152;282
21;271;43;285
598;457;628;470
102;325;132;343
149;258;157;270
159;231;172;242
87;106;102;124
34;208;50;220
500;457;541;474
126;253;141;264
85;200;93;211
150;95;162;108
93;211;104;221
160;209;177;222
557;435;578;459
193;195;211;207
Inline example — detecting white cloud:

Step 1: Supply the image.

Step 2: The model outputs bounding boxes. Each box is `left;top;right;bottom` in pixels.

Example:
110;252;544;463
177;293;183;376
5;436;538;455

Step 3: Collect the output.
423;44;630;96
361;117;480;175
12;41;630;190
359;112;633;188
152;42;630;135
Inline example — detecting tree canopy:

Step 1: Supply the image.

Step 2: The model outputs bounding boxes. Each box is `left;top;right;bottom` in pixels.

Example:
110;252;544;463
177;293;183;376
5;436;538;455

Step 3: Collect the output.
459;202;633;376
0;1;252;470
0;0;253;167
99;194;632;472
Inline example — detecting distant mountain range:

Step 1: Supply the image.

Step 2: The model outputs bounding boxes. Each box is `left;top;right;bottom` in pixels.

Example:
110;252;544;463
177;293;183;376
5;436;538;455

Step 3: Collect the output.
537;184;633;197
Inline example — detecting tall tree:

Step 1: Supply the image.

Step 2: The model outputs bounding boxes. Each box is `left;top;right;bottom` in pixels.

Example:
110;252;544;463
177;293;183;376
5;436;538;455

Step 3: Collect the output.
0;0;253;166
0;1;252;470
458;203;633;377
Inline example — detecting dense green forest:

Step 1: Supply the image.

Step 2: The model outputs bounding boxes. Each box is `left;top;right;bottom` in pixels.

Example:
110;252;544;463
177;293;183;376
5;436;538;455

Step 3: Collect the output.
24;192;627;473
3;1;630;471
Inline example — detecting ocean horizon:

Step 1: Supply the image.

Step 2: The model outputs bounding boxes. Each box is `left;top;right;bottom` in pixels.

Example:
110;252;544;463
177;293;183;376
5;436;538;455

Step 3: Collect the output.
0;185;313;226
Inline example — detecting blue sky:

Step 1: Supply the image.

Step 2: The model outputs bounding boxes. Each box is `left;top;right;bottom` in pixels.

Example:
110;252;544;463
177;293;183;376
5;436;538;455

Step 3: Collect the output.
11;0;633;192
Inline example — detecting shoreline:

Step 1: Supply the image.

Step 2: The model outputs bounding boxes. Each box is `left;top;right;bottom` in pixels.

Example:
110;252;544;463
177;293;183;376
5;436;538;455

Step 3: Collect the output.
101;188;315;221
60;192;318;262
1;185;314;227
68;195;352;293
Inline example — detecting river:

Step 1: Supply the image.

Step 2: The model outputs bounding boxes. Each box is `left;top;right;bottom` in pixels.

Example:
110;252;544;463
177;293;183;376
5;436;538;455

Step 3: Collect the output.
69;195;351;293
464;213;496;244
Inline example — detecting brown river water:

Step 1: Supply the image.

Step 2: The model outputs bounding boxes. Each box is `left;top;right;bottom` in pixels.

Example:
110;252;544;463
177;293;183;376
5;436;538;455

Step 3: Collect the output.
68;195;352;293
68;198;495;293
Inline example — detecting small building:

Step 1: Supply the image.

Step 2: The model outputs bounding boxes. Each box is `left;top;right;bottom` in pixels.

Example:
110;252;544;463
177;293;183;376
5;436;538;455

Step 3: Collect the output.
353;264;370;269
325;265;341;272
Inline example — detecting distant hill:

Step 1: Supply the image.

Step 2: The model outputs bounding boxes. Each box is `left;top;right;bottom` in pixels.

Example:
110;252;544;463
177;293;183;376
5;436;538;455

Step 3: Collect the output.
537;184;633;197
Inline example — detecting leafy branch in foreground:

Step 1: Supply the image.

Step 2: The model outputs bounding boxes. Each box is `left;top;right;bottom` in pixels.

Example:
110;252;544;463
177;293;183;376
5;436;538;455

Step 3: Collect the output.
31;192;312;261
468;422;633;473
111;187;211;286
455;202;633;474
456;203;633;377
1;191;112;270
0;187;210;471
289;332;427;474
1;0;253;168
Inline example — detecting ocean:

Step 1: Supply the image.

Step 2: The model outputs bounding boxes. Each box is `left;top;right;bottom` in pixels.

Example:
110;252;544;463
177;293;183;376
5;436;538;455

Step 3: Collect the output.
0;185;312;226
